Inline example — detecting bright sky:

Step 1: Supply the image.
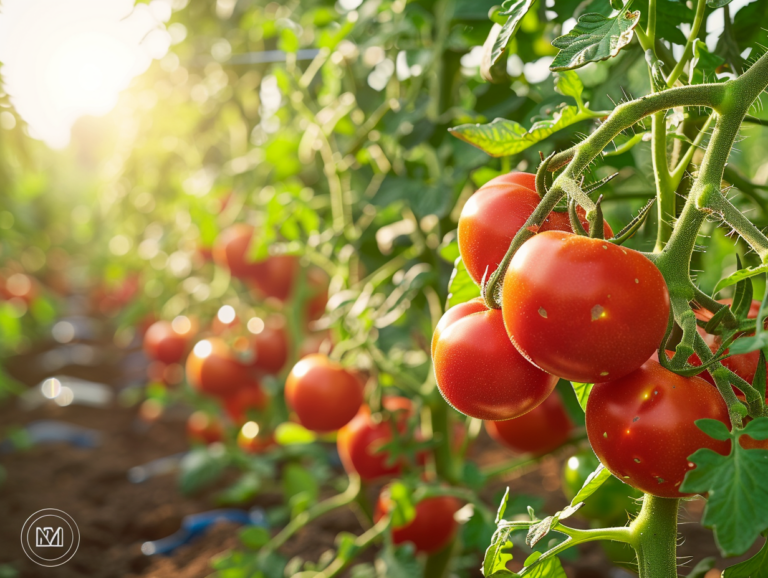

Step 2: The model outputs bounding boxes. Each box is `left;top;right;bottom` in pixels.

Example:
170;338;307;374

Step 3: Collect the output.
0;0;173;148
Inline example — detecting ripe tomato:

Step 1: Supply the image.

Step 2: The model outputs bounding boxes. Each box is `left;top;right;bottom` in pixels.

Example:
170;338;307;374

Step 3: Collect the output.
695;299;767;385
187;411;223;444
186;338;252;397
250;254;298;301
249;314;289;374
586;359;731;498
213;224;270;280
458;172;612;284
144;320;189;364
375;491;460;554
433;299;558;420
237;421;276;454
485;392;572;455
223;382;269;424
285;354;364;432
562;450;641;524
306;267;329;321
502;231;670;383
336;397;412;481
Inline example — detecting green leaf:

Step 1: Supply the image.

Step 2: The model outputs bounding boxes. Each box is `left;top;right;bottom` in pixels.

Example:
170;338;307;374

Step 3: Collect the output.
691;39;725;84
707;0;734;9
687;557;717;578
378;544;421;578
715;264;768;293
695;418;733;441
282;462;319;505
239;526;270;550
483;535;515;576
554;71;584;108
496;487;511;523
216;472;262;505
569;464;612;506
488;0;538;67
275;422;317;445
680;418;768;556
526;503;582;548
523;555;567;578
438;233;460;263
550;10;641;71
722;536;768;578
447;257;481;308
387;481;416;527
178;447;228;495
571;382;595;411
449;106;587;158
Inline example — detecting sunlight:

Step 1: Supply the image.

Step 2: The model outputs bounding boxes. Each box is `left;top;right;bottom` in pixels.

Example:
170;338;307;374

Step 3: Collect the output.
0;0;173;148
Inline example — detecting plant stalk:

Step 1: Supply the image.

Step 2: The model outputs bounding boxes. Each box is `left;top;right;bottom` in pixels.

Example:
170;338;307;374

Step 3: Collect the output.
629;495;680;578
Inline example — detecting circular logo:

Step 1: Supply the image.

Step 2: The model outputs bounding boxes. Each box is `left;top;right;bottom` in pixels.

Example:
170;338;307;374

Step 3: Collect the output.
20;509;80;567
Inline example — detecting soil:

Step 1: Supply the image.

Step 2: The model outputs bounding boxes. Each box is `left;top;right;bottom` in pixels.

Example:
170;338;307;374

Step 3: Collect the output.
0;322;760;578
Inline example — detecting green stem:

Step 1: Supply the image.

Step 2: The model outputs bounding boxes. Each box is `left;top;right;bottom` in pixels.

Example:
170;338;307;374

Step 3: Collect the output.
669;113;715;187
653;112;674;251
315;516;390;578
666;0;707;87
428;392;459;483
629;495;680;578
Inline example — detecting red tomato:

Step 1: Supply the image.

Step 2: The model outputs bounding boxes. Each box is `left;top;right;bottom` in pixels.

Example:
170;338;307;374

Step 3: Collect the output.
223;381;269;424
502;231;670;383
336;397;412;481
485;392;573;455
306;267;329;321
144;320;189;364
250;314;289;374
586;359;731;498
187;411;223;444
250;255;299;301
285;354;364;432
433;299;558;420
185;338;252;397
458;172;612;284
213;224;270;280
237;422;276;454
375;491;460;554
695;299;767;385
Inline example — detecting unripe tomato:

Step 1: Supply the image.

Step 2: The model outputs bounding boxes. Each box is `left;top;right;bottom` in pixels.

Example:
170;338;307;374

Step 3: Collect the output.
250;314;289;374
285;354;364;432
433;299;558;420
562;450;641;524
223;381;269;424
187;411;223;444
143;320;189;364
586;359;731;498
237;421;276;453
375;491;460;554
186;338;252;397
502;231;670;383
213;224;270;280
458;172;612;284
485;392;572;455
336;397;412;481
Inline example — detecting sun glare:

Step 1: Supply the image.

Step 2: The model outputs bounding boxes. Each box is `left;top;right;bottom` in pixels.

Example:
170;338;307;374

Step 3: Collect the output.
0;0;173;148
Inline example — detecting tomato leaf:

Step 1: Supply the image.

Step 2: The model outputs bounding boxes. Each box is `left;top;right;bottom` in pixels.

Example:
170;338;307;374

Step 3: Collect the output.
570;381;595;411
722;534;768;578
714;265;768;293
526;503;582;548
483;0;537;78
239;526;270;550
216;472;262;506
378;543;421;578
178;446;229;495
691;39;724;84
554;71;584;108
521;555;567;578
550;10;641;71
483;535;515;576
274;422;317;445
387;481;417;527
569;463;612;507
707;0;735;9
496;487;512;523
447;257;481;308
449;106;588;157
680;418;768;556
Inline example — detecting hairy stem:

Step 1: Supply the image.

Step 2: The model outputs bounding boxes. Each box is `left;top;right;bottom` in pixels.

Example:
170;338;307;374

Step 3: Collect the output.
630;495;680;578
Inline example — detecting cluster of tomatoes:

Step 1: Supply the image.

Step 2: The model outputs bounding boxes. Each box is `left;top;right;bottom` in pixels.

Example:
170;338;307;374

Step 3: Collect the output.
434;171;767;499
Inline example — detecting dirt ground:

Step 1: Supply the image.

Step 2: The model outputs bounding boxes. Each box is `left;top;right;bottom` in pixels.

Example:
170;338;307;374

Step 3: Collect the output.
0;325;759;578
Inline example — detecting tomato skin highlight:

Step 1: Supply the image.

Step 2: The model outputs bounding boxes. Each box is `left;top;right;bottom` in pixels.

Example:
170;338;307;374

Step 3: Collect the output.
186;338;252;397
285;354;364;432
502;231;670;383
375;491;460;554
458;172;611;284
143;320;189;364
433;300;558;420
336;397;412;481
586;359;731;498
485;392;572;455
250;314;289;374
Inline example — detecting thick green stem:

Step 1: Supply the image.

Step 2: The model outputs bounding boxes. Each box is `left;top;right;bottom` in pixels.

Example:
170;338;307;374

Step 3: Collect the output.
653;112;674;251
629;495;680;578
428;391;459;484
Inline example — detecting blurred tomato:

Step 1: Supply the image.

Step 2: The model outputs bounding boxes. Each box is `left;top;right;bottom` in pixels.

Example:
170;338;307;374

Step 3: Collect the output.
186;338;253;397
213;224;269;280
237;421;276;453
250;314;289;374
223;381;269;424
144;320;189;364
187;411;223;444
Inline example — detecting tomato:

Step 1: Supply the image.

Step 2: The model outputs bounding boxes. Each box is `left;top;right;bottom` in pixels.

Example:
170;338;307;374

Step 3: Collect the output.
285;354;364;432
485;392;572;455
250;254;298;301
147;361;184;386
213;224;265;280
237;421;276;454
650;349;712;384
375;491;460;554
458;172;612;284
249;314;289;374
695;299;767;385
586;359;731;498
223;382;269;424
502;231;670;383
433;298;558;420
336;397;412;481
187;411;223;444
186;338;253;397
143;320;189;364
562;450;641;524
306;267;329;321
